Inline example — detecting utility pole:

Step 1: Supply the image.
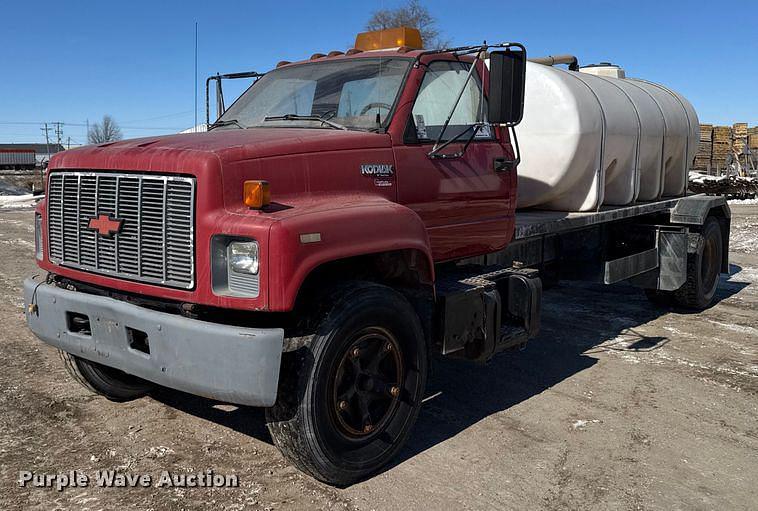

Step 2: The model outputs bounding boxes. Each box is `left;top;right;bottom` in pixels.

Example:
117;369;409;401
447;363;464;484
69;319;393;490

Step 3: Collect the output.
67;136;71;150
41;123;52;180
194;21;198;132
53;121;64;148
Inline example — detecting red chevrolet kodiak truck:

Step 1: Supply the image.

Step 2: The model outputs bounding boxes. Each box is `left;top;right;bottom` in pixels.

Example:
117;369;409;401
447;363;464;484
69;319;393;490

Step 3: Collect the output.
25;28;730;485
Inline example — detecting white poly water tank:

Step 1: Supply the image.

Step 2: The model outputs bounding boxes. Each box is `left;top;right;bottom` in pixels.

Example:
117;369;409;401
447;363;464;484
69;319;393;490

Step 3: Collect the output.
513;61;699;211
609;79;665;200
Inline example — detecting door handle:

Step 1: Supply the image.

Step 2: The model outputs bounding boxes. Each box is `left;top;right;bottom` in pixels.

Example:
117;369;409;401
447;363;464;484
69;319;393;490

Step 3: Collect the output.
493;157;516;172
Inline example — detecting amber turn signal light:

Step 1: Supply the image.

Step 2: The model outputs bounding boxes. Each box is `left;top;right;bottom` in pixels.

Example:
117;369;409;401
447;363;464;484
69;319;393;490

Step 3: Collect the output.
243;180;271;209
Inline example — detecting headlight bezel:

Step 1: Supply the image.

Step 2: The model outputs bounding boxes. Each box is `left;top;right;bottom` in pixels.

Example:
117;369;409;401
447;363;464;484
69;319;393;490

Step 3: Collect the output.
210;235;261;298
34;213;43;260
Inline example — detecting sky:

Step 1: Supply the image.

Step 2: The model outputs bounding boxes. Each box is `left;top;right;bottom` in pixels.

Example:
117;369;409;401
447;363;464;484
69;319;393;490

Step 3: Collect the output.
1;0;756;145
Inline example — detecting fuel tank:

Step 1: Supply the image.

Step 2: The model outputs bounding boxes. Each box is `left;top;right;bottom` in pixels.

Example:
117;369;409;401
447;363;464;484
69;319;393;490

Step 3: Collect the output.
513;61;698;211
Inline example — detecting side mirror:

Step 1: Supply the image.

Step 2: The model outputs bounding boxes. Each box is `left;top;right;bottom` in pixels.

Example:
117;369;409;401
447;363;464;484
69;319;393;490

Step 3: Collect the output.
488;47;526;126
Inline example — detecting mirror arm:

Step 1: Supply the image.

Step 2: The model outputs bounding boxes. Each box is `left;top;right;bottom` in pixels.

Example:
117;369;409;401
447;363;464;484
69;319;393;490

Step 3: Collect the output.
216;79;225;119
510;125;521;167
205;75;216;126
429;123;486;159
429;45;486;159
494;125;521;171
205;71;265;127
414;42;524;67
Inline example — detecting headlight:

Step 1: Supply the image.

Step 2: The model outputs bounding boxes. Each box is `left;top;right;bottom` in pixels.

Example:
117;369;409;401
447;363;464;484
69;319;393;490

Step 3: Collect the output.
34;213;43;260
228;241;259;275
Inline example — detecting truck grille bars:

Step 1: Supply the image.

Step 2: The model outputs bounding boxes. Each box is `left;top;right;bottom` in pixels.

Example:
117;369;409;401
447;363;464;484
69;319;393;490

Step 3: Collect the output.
47;172;195;289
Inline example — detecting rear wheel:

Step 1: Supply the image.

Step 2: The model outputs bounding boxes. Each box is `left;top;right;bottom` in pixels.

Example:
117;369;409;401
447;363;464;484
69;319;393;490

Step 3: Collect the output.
674;217;723;310
265;282;428;486
59;351;154;402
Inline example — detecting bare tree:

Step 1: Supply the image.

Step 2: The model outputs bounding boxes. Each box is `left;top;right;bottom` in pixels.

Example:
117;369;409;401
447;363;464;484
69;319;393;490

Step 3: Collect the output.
88;115;123;144
366;0;450;49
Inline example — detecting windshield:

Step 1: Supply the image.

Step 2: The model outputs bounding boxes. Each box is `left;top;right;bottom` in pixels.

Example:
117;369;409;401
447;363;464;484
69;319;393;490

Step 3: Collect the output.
217;58;411;130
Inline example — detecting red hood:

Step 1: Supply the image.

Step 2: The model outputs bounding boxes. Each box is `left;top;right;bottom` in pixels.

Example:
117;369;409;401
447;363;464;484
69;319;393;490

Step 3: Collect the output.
49;127;396;213
51;128;391;170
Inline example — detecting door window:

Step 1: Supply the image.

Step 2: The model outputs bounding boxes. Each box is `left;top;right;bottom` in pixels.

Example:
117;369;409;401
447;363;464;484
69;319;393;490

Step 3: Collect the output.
411;61;491;141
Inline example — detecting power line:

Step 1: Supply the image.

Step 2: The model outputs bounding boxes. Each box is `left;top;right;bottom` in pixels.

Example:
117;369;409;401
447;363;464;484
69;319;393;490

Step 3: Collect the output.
121;110;194;123
0;121;183;130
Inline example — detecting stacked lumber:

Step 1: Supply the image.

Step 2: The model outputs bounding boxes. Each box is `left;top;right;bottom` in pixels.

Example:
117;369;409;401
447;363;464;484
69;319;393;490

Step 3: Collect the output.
692;123;756;175
733;122;748;155
693;123;713;171
711;126;732;171
748;126;758;152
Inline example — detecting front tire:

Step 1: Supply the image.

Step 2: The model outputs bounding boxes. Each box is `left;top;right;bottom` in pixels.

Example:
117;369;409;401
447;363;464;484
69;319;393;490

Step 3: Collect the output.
265;282;428;486
59;351;154;402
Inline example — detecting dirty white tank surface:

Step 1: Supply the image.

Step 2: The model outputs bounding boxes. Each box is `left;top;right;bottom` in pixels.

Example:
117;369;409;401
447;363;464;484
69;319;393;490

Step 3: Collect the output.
513;62;699;211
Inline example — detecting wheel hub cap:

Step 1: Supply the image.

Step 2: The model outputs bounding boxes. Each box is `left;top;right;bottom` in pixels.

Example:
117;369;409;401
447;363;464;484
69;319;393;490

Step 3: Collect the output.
331;327;404;439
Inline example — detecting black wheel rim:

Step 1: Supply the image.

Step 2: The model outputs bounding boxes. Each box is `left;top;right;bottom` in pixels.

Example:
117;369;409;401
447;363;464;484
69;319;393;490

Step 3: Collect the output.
330;327;404;440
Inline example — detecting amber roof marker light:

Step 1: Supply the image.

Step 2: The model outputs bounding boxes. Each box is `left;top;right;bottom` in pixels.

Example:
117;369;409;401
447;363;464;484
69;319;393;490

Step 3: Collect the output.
354;27;423;51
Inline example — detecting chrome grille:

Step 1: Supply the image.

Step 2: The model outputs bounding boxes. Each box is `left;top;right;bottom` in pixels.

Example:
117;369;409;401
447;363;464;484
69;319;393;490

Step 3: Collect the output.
47;171;195;289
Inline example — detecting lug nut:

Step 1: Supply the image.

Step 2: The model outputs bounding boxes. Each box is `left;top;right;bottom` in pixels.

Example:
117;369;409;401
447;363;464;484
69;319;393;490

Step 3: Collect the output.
384;342;393;352
363;423;374;433
390;386;400;398
351;347;360;358
338;400;348;411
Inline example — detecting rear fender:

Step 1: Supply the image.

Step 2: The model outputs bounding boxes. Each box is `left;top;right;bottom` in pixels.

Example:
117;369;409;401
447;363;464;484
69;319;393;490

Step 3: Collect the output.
670;195;730;273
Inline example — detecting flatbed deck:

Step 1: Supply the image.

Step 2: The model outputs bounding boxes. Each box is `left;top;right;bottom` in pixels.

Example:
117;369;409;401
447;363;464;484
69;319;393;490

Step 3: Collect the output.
514;197;683;240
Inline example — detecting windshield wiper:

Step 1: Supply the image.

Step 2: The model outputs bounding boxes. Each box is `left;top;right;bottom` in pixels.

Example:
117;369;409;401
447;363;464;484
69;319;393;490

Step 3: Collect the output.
209;118;247;130
263;114;348;131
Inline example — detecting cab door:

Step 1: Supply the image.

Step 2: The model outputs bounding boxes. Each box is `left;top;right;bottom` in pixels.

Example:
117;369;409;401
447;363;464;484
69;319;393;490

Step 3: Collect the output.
393;60;516;261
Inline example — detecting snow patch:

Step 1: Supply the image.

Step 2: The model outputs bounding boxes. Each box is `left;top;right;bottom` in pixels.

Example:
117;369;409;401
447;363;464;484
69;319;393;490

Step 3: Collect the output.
572;419;602;430
0;194;38;209
705;319;758;337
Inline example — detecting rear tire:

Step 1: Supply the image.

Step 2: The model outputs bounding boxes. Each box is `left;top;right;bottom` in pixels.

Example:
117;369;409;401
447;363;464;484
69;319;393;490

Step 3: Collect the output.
265;282;428;486
673;217;723;310
59;350;154;402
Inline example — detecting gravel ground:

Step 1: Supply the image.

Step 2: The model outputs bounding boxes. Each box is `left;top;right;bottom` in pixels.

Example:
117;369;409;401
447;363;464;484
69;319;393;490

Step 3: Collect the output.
1;205;756;510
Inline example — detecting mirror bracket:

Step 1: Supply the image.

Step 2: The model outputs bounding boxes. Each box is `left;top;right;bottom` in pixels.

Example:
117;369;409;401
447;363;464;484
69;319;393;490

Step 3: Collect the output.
205;71;265;126
493;125;521;171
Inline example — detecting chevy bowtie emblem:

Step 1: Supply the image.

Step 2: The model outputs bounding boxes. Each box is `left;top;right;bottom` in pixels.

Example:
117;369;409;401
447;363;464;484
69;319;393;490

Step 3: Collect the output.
87;214;124;237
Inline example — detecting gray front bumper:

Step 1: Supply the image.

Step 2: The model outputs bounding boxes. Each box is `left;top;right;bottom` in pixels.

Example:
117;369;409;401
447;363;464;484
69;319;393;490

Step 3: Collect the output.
23;278;284;407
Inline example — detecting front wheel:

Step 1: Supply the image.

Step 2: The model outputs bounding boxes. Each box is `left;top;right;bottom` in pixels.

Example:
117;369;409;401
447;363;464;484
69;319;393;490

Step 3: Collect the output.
59;351;154;402
265;282;428;486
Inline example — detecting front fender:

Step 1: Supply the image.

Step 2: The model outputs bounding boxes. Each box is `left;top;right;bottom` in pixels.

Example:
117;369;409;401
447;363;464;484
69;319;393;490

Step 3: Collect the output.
266;198;433;311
